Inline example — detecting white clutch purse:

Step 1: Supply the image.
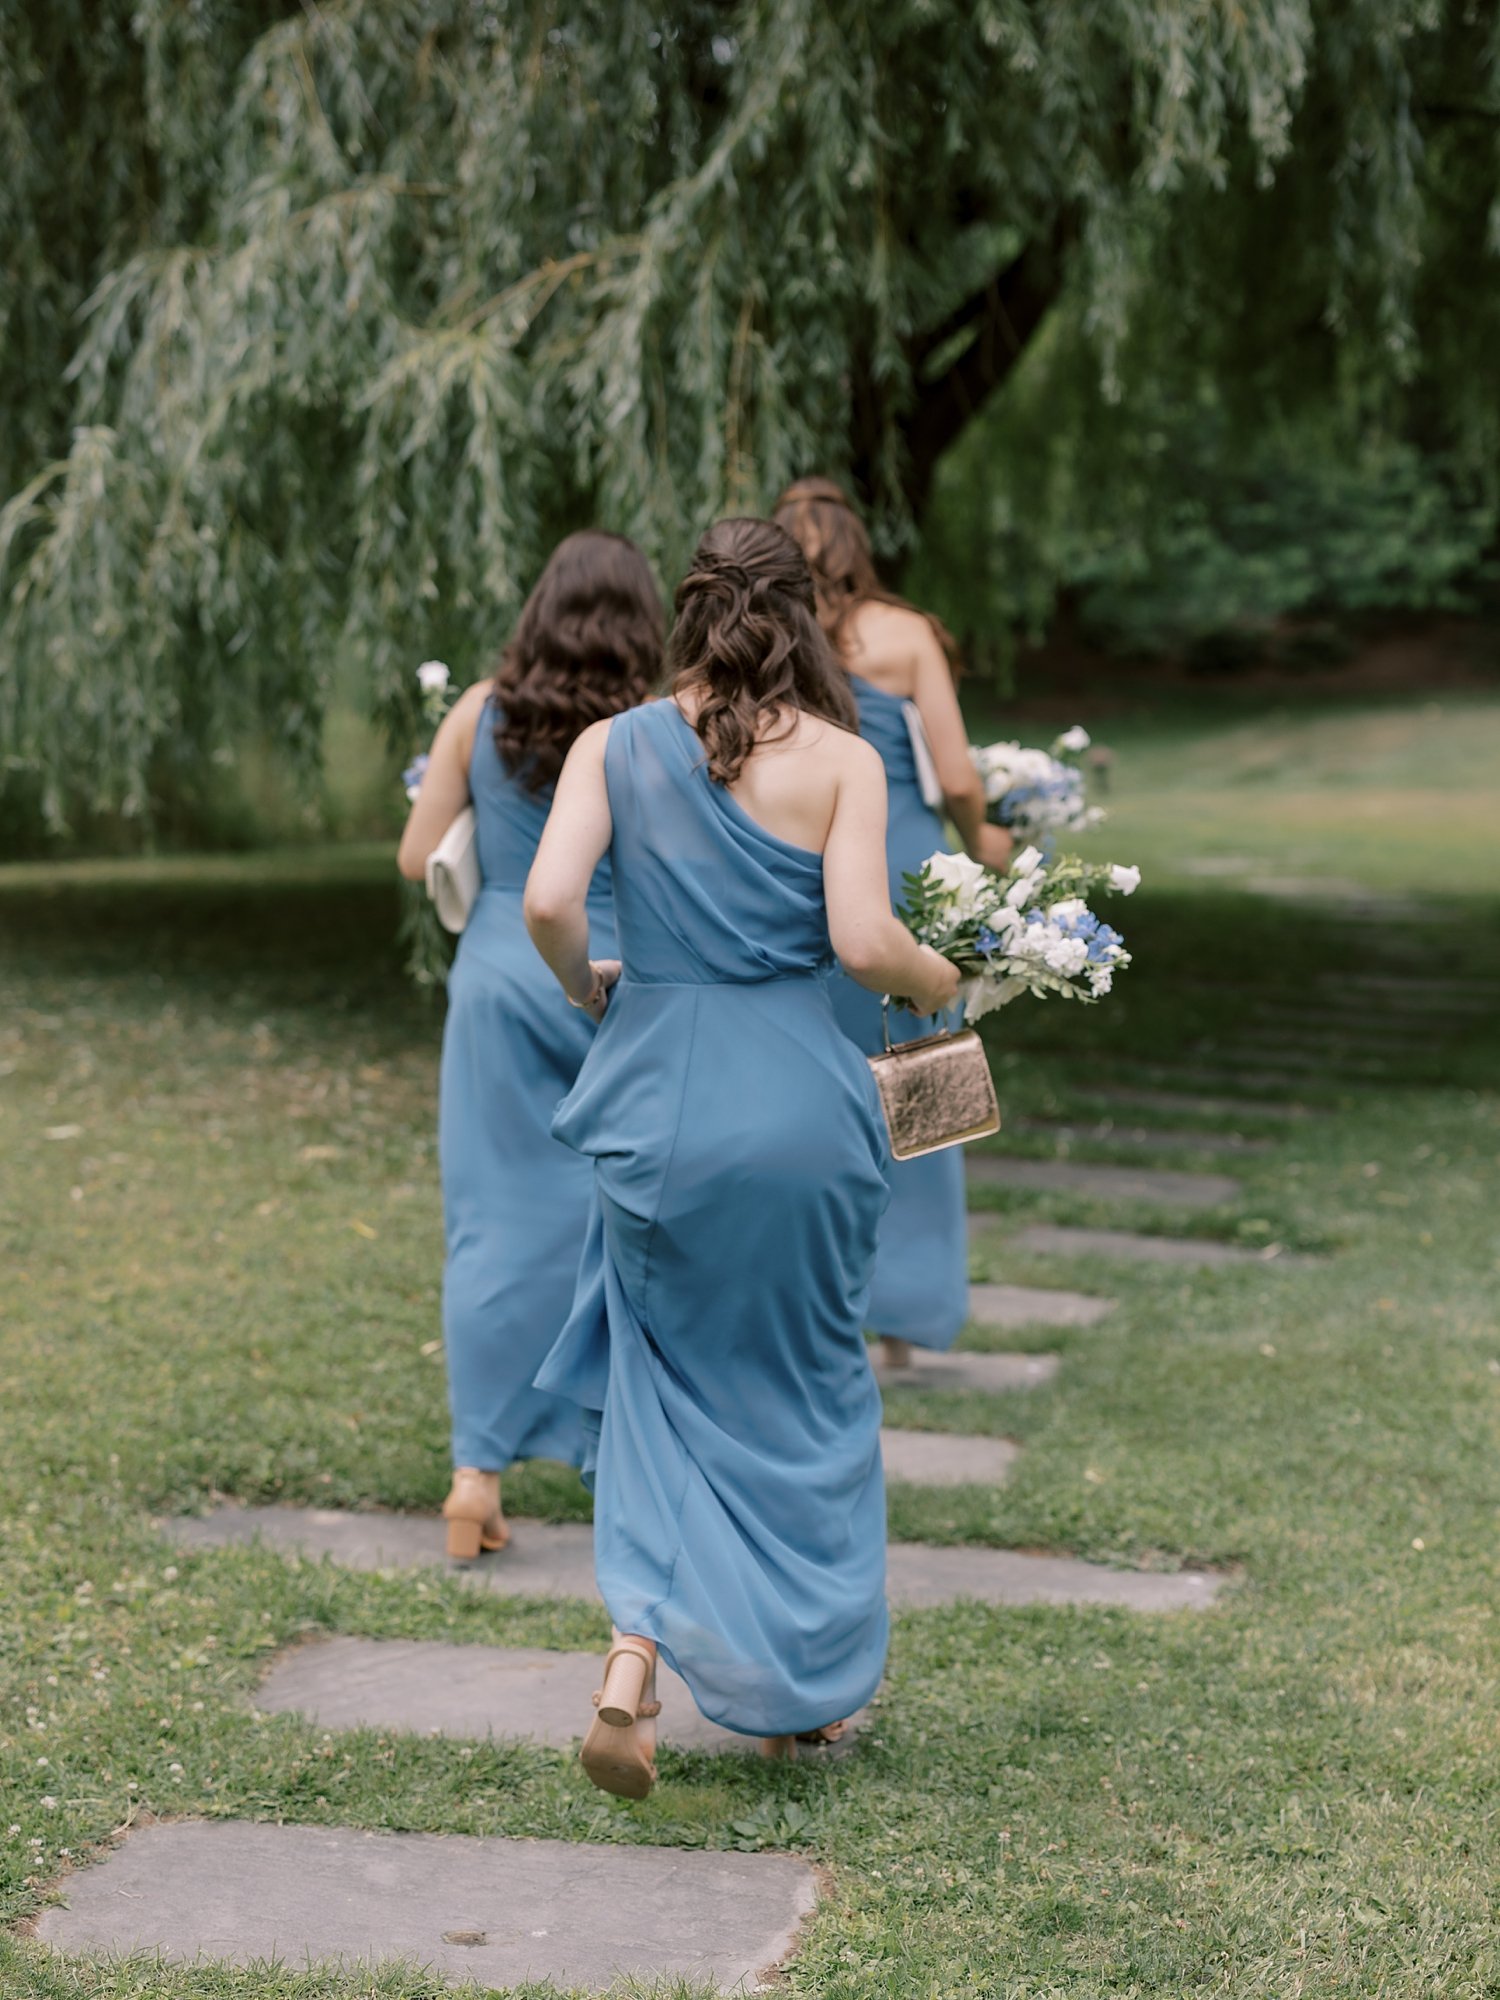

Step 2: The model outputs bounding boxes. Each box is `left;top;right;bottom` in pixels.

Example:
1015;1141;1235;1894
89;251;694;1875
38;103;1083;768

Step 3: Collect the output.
902;701;946;812
425;805;479;933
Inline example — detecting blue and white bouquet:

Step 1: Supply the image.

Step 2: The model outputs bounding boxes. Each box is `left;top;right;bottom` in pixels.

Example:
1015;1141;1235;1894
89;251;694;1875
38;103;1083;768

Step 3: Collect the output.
899;845;1139;1023
401;659;456;801
399;659;458;990
971;725;1103;843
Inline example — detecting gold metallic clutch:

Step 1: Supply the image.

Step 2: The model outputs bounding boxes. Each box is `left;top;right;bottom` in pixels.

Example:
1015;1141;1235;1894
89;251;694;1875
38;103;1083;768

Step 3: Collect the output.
867;1006;1000;1160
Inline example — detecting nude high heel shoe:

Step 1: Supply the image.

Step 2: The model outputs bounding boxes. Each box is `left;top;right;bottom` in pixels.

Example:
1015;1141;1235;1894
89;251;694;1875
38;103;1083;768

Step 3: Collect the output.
441;1467;509;1561
580;1636;660;1799
759;1719;850;1761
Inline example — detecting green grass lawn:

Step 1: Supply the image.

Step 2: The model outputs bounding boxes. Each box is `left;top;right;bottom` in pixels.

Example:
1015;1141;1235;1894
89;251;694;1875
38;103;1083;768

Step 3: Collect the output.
3;692;1499;1997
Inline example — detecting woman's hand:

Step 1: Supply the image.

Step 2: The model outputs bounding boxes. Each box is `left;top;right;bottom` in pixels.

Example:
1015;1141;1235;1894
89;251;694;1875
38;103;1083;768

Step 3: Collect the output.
904;945;960;1019
973;822;1014;873
571;959;620;1023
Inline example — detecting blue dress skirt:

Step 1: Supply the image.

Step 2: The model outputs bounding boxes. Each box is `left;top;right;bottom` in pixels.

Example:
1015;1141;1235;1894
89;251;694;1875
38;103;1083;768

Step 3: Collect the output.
438;701;614;1471
537;700;890;1737
827;674;969;1351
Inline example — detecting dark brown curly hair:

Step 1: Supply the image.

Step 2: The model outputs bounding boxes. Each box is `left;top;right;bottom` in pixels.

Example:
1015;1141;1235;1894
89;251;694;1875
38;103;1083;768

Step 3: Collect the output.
771;475;960;677
667;517;858;786
492;530;664;790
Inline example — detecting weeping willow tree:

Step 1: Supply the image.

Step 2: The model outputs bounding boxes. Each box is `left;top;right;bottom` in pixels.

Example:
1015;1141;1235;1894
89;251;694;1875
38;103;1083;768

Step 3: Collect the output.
2;0;1497;833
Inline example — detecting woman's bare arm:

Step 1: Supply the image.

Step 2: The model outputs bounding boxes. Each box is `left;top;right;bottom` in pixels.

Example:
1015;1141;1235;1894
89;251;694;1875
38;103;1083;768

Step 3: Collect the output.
823;737;960;1014
907;621;1013;872
523;718;619;1019
396;681;490;880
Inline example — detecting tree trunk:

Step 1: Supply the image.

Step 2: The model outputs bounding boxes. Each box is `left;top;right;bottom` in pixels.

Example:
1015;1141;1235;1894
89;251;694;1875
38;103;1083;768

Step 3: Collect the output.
852;220;1071;526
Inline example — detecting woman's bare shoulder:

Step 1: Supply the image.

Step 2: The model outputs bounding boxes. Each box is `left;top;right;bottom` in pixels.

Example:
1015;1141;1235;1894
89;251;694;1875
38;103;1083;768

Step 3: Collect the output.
453;677;495;717
846;598;931;651
800;715;883;782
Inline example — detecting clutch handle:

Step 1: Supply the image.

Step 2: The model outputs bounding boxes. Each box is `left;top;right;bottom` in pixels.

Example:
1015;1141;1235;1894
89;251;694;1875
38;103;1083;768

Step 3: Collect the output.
880;994;960;1054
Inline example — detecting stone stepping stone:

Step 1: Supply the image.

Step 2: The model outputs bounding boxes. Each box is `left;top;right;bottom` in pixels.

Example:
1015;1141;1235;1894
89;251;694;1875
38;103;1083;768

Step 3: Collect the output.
881;1427;1018;1486
36;1818;813;1995
1182;856;1257;877
874;1346;1061;1392
254;1635;858;1753
1085;1085;1321;1122
1212;1044;1390;1077
1324;973;1494;1009
967;1155;1239;1209
1251;1005;1417;1039
1122;1061;1349;1095
1012;1223;1318;1269
1241;878;1443;923
968;1280;1116;1328
163;1507;1216;1609
1015;1117;1273;1156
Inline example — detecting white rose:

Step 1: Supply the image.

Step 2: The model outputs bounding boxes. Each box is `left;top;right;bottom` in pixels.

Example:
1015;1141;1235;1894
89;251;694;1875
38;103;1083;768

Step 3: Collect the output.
924;850;990;918
1057;725;1091;754
1012;845;1044;876
417;660;451;694
1049;897;1087;920
1109;864;1141;896
1004;874;1039;909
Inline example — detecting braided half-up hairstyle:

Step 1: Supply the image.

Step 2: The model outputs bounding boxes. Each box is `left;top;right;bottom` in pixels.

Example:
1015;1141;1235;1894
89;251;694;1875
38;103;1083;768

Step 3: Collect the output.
667;518;858;785
493;530;664;791
772;476;961;678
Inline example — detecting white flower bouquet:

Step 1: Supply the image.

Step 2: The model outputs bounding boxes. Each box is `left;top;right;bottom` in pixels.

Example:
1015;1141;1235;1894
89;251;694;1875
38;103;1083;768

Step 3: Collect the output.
898;846;1139;1024
399;660;457;989
971;724;1104;843
401;659;454;801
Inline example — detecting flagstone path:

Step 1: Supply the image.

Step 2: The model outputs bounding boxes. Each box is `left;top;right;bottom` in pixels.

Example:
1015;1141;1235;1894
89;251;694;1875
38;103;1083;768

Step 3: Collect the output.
1085;1084;1322;1121
1011;1223;1319;1270
1206;1043;1390;1076
81;1030;1286;1998
873;1346;1062;1392
37;1819;815;1995
163;1506;1221;1611
881;1427;1019;1485
254;1635;846;1752
968;1280;1117;1328
1015;1118;1274;1155
1249;1006;1418;1040
1324;973;1495;1007
967;1156;1240;1208
1119;1061;1352;1095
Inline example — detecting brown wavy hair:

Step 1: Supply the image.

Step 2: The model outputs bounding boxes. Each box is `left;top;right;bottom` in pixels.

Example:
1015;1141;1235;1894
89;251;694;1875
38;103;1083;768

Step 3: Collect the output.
667;517;858;785
492;530;664;790
771;475;960;676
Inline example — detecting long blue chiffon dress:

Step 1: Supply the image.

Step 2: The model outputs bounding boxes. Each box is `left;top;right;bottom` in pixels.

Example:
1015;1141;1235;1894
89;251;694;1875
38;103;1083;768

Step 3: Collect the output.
535;700;891;1737
438;699;615;1472
827;674;969;1351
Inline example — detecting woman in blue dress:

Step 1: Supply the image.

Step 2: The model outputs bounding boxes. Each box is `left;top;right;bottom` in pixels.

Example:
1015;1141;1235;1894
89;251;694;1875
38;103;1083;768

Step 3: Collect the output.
773;479;1013;1369
525;518;958;1793
398;532;663;1560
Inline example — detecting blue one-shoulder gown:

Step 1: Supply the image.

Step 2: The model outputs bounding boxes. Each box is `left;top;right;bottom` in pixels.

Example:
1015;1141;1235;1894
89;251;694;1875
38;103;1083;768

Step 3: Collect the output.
438;699;615;1471
827;675;969;1351
536;701;891;1737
